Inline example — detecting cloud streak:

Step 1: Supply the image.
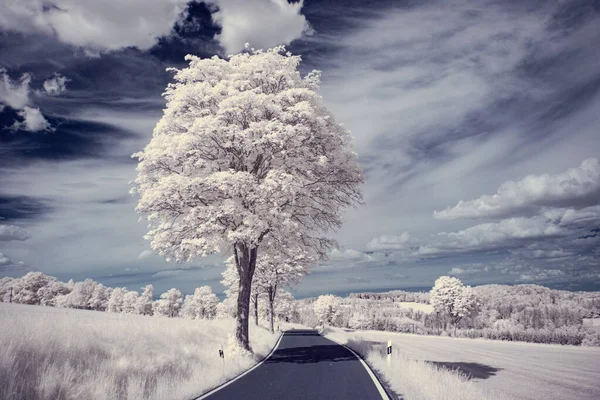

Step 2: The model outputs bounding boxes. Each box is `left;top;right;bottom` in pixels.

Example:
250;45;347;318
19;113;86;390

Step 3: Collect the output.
435;158;600;220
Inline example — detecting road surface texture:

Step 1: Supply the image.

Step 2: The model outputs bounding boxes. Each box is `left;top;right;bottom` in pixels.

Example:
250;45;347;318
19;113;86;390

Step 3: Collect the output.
334;328;600;400
201;329;386;400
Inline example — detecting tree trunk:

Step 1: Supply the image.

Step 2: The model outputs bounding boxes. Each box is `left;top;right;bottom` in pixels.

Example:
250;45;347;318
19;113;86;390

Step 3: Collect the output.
254;293;259;326
234;243;257;352
268;286;275;333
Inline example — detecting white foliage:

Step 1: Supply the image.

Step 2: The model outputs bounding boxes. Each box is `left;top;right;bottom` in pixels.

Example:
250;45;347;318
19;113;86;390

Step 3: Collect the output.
136;284;154;315
182;286;219;319
88;283;110;311
10;272;53;305
313;294;341;325
107;287;126;313
122;290;140;314
131;46;363;263
153;288;183;318
430;276;478;325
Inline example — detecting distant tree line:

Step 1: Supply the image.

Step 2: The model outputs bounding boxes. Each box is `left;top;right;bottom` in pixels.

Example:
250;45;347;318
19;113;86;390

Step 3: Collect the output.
291;277;600;346
0;271;295;324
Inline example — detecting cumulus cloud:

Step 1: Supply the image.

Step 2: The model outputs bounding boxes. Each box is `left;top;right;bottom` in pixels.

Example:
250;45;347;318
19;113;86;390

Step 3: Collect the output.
209;0;312;54
367;233;412;251
0;0;190;52
0;224;31;241
0;68;31;110
11;106;52;132
0;68;54;132
435;158;600;220
42;73;69;96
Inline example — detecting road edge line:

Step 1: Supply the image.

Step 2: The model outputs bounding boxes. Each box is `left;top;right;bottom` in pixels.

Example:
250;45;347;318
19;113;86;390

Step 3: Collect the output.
193;330;286;400
324;334;391;400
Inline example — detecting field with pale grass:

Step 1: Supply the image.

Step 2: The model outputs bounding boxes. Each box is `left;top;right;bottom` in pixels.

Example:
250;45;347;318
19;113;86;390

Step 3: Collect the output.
0;303;278;400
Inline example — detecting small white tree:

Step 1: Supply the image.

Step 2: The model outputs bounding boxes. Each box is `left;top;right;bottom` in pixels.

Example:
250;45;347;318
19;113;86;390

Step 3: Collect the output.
154;288;183;318
108;287;127;313
274;290;296;323
253;246;312;332
38;280;71;307
430;276;478;335
182;286;219;319
11;272;53;305
216;294;237;319
122;291;140;314
64;279;97;309
88;283;110;311
136;284;154;315
313;294;341;326
131;46;363;350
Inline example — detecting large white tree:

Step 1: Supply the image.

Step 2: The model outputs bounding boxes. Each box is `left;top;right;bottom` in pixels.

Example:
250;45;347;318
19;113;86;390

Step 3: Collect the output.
430;276;478;335
132;46;363;350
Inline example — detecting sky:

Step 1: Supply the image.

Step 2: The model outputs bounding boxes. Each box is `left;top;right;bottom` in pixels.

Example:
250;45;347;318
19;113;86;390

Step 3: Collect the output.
0;0;599;298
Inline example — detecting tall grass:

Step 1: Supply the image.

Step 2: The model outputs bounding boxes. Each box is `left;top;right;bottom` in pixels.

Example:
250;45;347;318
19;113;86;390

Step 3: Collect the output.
324;328;512;400
0;303;278;400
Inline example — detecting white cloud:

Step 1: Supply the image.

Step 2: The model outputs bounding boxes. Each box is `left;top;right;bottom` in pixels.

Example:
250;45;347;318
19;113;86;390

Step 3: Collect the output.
0;0;190;52
0;68;52;131
12;106;51;132
0;253;11;265
366;233;412;251
435;158;600;220
43;73;69;96
449;267;465;275
329;248;367;261
0;225;31;241
210;0;312;54
0;68;31;109
417;216;564;256
138;250;154;259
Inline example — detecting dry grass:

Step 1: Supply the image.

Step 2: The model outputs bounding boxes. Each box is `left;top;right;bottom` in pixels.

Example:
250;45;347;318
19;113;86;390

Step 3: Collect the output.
324;327;512;400
0;303;278;400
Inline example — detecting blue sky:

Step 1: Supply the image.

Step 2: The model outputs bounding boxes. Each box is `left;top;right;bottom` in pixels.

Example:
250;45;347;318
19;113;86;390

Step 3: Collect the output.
0;0;599;297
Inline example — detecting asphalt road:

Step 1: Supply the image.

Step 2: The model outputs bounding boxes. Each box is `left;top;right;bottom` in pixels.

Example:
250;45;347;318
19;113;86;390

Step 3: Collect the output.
201;329;387;400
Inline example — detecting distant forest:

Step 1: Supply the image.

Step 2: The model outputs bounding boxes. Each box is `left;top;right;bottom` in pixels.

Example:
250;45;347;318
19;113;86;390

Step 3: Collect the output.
294;284;600;346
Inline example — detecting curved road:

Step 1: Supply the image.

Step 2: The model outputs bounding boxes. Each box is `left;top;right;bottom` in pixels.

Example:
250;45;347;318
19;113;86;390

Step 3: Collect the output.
200;329;388;400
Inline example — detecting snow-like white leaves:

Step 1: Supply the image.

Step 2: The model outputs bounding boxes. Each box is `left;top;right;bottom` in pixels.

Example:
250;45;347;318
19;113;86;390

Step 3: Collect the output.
313;294;341;325
132;46;363;263
182;286;219;319
430;276;478;324
153;288;183;318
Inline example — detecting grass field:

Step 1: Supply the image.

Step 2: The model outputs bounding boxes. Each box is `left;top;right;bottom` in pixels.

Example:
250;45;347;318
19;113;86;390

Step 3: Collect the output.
325;327;600;400
0;303;279;400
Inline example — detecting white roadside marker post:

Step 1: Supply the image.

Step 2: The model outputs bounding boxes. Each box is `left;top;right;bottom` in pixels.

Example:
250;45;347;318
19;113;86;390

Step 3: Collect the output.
386;340;392;367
